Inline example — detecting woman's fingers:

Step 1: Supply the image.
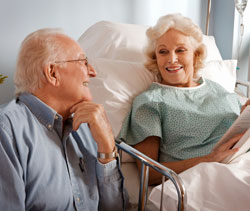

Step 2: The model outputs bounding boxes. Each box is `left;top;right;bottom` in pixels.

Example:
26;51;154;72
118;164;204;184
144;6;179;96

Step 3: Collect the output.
209;133;244;162
222;133;244;150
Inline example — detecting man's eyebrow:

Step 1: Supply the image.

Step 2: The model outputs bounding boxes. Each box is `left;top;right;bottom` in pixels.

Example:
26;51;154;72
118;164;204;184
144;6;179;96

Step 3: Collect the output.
77;53;86;59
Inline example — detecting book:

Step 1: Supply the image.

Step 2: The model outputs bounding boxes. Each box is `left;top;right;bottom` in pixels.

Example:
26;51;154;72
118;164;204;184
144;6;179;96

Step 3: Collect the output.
213;105;250;164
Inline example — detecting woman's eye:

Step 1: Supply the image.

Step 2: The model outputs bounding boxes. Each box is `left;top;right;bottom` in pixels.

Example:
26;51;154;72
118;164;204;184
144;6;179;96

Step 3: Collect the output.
176;48;185;53
158;49;168;54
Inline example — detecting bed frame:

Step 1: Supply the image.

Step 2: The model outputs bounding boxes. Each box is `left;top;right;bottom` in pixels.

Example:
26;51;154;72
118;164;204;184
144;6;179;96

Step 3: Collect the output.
116;139;186;211
115;79;250;211
113;1;250;210
236;79;250;98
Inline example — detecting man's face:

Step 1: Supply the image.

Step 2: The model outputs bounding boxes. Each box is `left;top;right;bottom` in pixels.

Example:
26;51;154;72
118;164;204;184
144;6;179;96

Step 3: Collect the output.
54;36;96;106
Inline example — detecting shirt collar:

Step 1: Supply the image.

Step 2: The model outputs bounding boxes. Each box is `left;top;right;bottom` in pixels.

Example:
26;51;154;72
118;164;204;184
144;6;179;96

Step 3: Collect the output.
18;92;60;131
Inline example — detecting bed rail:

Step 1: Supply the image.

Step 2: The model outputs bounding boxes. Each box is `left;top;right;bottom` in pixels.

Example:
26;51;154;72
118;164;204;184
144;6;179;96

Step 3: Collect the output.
235;79;250;98
115;138;187;211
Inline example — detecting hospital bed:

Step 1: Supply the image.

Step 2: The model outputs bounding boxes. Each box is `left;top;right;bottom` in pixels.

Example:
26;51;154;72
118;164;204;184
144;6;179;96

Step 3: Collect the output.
78;17;250;211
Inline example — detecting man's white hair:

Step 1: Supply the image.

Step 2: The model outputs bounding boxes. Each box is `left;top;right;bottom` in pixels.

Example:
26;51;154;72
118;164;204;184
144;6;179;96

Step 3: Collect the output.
14;28;73;95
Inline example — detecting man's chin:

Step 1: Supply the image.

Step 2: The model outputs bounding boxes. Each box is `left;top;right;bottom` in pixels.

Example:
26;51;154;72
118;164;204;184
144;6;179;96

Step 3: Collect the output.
80;94;93;102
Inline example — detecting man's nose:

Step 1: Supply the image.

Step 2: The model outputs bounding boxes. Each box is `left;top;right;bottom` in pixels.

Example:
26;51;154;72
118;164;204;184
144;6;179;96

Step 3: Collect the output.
88;64;97;77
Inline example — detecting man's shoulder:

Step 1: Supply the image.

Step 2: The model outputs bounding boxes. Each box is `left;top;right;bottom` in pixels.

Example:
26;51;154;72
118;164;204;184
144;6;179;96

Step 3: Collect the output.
1;98;26;116
0;98;29;128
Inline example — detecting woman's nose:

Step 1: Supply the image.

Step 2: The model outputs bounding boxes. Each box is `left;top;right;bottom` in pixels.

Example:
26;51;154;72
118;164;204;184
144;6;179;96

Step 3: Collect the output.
88;64;97;77
168;52;178;64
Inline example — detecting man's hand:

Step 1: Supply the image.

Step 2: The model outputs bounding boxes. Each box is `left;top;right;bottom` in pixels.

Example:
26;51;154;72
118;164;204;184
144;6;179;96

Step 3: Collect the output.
70;101;115;160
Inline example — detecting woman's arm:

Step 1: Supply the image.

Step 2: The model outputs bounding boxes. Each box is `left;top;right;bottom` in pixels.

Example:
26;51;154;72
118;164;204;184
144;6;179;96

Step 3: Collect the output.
134;134;243;185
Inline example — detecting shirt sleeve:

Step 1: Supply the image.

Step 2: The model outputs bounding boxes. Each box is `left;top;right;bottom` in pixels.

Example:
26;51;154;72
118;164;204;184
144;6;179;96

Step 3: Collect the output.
96;158;128;211
119;95;162;145
0;119;25;211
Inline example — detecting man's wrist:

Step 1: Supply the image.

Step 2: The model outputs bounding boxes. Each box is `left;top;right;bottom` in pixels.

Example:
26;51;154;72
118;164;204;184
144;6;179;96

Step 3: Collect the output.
97;146;118;159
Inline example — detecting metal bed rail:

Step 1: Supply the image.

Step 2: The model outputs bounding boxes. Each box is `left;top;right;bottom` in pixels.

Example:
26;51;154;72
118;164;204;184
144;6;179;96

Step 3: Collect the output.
115;138;187;211
235;79;250;98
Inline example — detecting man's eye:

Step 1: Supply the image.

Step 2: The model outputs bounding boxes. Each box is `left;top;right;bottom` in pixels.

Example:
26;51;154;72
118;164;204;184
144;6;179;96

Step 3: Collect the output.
79;60;87;65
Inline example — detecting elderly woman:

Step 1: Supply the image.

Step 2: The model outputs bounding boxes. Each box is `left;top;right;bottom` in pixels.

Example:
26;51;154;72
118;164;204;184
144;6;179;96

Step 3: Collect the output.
119;14;248;185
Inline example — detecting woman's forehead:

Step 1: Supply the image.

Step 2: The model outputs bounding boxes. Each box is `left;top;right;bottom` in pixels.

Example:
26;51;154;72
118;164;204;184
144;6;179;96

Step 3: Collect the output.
156;29;192;47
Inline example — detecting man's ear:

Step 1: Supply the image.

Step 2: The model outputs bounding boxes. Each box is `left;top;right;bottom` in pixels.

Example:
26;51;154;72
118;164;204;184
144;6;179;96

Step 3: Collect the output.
43;64;60;87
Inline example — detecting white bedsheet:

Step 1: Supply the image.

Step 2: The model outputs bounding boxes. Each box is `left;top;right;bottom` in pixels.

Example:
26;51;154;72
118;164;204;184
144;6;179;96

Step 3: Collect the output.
149;152;250;211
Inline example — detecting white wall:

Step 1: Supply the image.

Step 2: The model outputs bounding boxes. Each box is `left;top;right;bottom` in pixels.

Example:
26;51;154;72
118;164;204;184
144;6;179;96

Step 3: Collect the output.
209;0;250;81
129;0;206;30
233;2;250;81
0;0;206;104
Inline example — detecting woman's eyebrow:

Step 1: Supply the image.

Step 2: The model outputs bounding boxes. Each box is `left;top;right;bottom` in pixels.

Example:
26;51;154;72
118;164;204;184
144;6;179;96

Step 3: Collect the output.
156;44;167;49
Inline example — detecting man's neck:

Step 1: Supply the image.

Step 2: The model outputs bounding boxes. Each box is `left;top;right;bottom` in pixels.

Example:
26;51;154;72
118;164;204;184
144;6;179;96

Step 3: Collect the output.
33;89;71;121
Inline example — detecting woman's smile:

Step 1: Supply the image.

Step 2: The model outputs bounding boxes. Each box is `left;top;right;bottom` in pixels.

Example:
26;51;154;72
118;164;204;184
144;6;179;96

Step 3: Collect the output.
165;66;183;73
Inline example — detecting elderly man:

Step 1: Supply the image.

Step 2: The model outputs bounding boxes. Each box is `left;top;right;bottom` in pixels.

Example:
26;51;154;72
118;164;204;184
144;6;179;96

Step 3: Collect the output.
0;28;127;211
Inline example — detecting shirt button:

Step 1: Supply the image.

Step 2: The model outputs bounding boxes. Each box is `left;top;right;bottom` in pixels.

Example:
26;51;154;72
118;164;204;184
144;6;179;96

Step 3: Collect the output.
48;124;52;129
55;115;59;120
76;197;80;202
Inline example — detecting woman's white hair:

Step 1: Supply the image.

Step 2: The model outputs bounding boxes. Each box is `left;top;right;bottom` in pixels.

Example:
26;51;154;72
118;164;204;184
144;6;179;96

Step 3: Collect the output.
144;13;207;81
14;28;73;95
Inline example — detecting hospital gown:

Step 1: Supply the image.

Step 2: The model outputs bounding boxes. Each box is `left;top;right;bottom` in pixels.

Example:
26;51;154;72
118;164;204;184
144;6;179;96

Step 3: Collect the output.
119;78;241;162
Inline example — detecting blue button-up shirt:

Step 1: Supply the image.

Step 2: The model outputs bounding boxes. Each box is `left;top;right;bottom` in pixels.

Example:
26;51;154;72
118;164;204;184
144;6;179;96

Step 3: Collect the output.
0;93;127;211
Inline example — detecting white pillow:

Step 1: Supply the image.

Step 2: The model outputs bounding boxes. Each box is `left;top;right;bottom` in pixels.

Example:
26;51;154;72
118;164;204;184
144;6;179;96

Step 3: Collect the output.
88;58;155;137
78;20;222;63
201;60;237;93
78;21;148;63
202;36;223;61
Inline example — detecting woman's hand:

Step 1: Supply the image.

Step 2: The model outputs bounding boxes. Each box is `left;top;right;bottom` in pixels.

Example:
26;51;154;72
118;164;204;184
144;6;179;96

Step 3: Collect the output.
207;133;244;162
241;99;250;113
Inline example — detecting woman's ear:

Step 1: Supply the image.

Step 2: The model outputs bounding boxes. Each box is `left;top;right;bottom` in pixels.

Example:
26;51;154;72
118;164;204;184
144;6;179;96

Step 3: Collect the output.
193;49;200;64
43;64;60;87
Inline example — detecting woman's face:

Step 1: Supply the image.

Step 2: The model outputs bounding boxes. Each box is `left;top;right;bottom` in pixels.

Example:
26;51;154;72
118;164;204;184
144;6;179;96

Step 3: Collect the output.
155;29;197;87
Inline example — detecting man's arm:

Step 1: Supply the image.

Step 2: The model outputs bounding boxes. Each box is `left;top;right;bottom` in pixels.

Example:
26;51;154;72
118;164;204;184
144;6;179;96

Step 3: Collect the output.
70;101;128;210
96;159;128;211
70;101;115;163
0;124;25;210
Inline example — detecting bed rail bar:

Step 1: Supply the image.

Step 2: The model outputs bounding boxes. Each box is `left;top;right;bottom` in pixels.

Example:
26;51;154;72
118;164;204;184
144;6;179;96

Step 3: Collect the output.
115;138;187;211
235;79;250;98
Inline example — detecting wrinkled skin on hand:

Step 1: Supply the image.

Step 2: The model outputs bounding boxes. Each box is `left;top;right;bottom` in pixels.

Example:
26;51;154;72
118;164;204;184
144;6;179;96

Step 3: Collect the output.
70;101;115;154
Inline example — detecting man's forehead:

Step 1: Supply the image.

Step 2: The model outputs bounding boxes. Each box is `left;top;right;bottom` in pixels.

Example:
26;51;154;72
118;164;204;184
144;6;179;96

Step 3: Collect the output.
77;52;86;58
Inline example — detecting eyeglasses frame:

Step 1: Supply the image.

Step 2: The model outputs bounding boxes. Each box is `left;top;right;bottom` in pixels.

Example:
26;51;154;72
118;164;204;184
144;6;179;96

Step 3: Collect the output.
54;57;89;70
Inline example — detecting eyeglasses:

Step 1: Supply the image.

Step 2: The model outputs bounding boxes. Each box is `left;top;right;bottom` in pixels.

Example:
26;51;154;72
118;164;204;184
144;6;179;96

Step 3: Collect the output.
54;57;89;70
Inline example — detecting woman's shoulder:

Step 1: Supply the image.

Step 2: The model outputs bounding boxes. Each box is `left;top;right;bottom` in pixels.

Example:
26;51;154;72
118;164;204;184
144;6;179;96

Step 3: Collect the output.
134;83;164;103
203;78;233;94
